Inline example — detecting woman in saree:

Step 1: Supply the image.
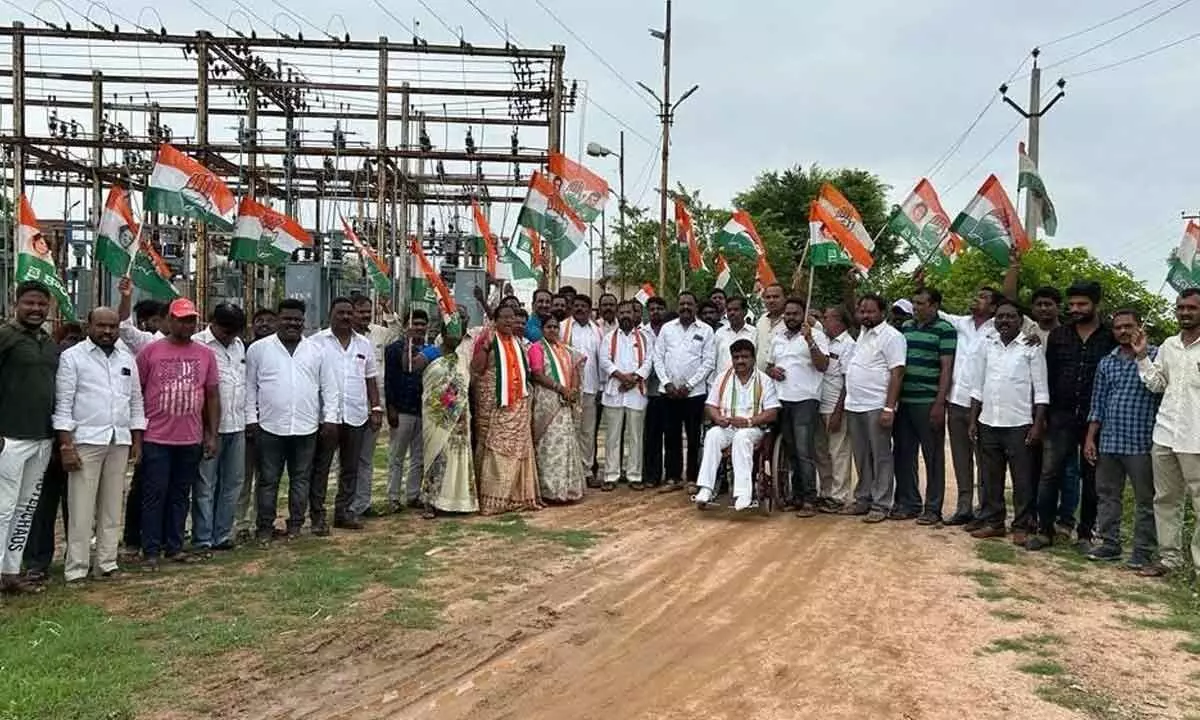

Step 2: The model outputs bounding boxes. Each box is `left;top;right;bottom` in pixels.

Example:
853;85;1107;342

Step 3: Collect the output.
470;304;542;515
528;316;586;503
420;315;477;517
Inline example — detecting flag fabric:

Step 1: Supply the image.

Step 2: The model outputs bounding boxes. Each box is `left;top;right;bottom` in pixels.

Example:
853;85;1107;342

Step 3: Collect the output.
814;184;875;274
143;144;236;230
714;209;765;259
886;179;964;276
807;202;853;268
1167;221;1200;292
1018;142;1058;236
950;174;1029;267
130;239;180;300
471;199;499;276
341;216;391;296
547;152;609;225
15;195;75;320
714;254;733;291
501;245;541;281
94;186;140;276
634;283;656;305
517;171;587;261
674;197;706;271
230;197;311;267
755;255;778;287
409;235;456;316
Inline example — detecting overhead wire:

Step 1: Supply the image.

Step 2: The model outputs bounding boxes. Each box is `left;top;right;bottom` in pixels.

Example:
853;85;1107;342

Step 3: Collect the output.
370;0;416;38
1062;27;1200;78
1040;0;1196;71
463;0;514;45
415;0;459;40
1039;0;1164;47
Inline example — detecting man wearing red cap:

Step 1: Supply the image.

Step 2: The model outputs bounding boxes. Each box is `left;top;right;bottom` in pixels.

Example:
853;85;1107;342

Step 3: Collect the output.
135;297;220;570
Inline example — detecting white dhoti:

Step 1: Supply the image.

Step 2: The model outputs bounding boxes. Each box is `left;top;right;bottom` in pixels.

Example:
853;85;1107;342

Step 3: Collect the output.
696;427;763;503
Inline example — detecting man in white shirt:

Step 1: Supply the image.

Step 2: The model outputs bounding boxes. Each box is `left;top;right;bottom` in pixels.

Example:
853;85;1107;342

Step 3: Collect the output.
115;276;167;353
53;307;146;582
1136;288;1200;575
351;295;401;517
563;294;603;486
642;296;670;488
968;299;1048;541
843;294;907;523
599;301;653;491
694;339;781;511
766;298;830;516
653;291;716;492
191;303;247;552
245;298;341;542
311;297;383;531
815;305;856;511
597;293;620;339
755;283;787;370
711;295;756;378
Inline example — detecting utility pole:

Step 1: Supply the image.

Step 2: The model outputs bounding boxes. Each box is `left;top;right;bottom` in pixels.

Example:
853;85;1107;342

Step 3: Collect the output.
1000;48;1065;246
640;0;698;293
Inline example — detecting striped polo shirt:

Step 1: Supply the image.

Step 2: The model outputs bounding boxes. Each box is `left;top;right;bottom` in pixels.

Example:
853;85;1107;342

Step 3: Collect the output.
900;317;957;404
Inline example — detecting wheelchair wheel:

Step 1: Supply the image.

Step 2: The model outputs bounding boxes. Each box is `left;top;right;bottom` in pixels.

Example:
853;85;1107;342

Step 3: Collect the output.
769;436;790;512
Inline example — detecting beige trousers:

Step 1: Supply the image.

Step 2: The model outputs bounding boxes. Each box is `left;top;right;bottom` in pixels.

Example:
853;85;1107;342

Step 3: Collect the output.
603;405;645;485
66;443;130;581
577;392;598;478
1151;443;1200;568
815;412;854;503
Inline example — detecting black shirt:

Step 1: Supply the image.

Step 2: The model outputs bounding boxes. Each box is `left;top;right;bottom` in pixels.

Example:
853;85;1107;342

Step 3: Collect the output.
0;322;59;440
1044;321;1117;427
384;338;434;416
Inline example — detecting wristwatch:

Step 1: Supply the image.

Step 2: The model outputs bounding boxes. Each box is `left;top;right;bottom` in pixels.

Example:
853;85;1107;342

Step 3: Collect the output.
370;406;384;414
882;406;896;414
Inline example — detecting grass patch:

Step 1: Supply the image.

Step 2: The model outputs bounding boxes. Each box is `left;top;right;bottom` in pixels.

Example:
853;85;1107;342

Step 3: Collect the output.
385;597;444;630
1018;659;1066;676
984;634;1061;655
471;514;598;551
989;609;1027;622
962;569;1003;588
1179;640;1200;655
975;540;1020;565
1035;680;1117;718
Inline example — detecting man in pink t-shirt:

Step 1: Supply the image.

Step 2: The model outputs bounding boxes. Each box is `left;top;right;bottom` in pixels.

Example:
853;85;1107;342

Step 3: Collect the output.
135;298;220;570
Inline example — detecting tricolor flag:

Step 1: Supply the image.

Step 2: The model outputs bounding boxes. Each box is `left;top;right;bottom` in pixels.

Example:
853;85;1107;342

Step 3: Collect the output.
230;197;311;267
714;209;766;260
15;195;75;320
813;183;875;274
341;216;391;296
807;203;853;268
471;198;499;277
714;254;733;291
674;197;706;271
143;144;236;230
755;255;778;287
409;235;456;316
886;179;963;276
1167;221;1200;292
517;171;587;261
950;175;1029;267
131;238;181;301
548;152;609;225
634;283;656;305
1018;142;1058;237
94;186;141;276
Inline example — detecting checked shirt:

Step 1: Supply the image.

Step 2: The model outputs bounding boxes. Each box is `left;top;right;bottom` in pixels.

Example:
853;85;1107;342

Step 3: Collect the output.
1087;346;1162;455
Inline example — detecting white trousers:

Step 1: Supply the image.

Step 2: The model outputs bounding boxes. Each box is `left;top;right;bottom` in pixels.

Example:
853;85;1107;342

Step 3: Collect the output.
815;412;854;502
577;393;598;477
66;443;130;580
0;437;52;575
602;405;644;484
697;427;763;502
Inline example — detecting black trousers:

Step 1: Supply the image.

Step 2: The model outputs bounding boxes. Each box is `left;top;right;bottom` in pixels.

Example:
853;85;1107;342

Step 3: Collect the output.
642;395;668;486
311;422;369;523
977;424;1037;530
22;449;68;575
121;463;143;548
664;395;706;485
1037;418;1097;540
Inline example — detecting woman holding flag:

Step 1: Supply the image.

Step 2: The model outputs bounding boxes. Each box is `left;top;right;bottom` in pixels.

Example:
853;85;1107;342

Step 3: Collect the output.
470;304;542;515
528;316;586;503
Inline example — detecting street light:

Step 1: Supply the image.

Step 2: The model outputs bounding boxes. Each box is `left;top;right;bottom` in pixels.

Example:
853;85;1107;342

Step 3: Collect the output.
586;134;625;293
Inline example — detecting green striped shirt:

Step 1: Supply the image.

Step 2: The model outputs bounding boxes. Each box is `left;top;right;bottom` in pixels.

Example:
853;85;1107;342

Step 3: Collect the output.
900;318;956;404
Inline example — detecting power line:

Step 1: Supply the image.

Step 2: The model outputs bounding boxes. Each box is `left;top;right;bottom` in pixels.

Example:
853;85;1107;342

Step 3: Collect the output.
1064;27;1200;78
415;0;459;39
370;0;416;38
942;117;1022;194
269;0;337;40
1040;0;1164;47
587;97;657;147
463;0;515;45
1041;0;1196;71
531;0;658;112
924;54;1029;179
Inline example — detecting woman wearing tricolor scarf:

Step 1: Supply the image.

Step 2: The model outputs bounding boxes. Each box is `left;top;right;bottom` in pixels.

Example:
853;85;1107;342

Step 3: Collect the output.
470;304;542;515
528;316;586;503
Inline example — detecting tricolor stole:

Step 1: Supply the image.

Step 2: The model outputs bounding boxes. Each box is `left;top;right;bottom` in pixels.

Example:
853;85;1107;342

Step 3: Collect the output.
716;367;763;418
609;329;646;393
539;339;574;391
493;333;530;408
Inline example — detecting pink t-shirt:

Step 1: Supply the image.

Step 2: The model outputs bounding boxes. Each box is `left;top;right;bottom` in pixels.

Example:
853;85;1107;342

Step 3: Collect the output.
136;339;218;445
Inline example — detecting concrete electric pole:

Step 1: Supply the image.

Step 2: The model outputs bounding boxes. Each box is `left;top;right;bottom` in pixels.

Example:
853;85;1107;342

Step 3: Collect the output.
1000;48;1065;245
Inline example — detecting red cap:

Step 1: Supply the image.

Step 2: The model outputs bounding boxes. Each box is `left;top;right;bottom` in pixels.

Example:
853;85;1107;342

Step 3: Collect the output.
168;298;199;318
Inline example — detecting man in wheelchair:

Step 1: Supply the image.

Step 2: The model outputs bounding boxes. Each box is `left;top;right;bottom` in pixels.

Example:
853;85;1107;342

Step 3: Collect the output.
693;340;781;511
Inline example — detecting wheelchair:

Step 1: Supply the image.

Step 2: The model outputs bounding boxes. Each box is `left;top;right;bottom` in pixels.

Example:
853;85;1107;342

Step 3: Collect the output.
696;424;791;515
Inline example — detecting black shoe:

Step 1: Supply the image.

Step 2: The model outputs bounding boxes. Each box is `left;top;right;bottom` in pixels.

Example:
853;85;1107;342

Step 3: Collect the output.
311;523;330;537
362;507;381;518
213;540;236;551
944;513;973;527
334;517;364;530
915;511;941;526
1025;534;1053;551
1087;544;1122;562
841;502;871;516
963;518;988;533
888;509;919;521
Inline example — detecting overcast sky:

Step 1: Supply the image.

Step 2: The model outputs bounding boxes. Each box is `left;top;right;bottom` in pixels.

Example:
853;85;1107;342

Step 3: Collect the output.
8;0;1198;294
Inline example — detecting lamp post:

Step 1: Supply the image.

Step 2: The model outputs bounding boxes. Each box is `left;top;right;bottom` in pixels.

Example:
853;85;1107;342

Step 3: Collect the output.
587;133;624;291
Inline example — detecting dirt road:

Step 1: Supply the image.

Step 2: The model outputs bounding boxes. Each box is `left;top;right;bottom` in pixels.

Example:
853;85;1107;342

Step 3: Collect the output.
229;491;1198;720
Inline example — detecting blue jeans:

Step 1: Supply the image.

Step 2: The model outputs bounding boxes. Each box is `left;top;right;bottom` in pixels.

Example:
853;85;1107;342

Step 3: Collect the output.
141;442;203;558
192;431;245;548
1058;452;1081;525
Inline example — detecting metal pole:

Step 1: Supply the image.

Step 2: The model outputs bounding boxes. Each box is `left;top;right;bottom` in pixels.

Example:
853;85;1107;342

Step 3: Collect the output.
195;31;210;314
1022;60;1042;247
376;36;389;317
656;0;672;293
10;22;26;311
398;82;411;311
547;44;565;288
244;84;258;314
91;70;104;306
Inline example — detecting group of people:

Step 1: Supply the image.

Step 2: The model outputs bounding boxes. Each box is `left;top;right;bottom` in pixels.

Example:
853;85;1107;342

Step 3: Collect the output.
0;247;1198;591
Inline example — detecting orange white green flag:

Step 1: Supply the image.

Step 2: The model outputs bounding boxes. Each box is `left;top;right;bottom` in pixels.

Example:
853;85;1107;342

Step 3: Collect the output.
886;179;963;276
674;197;706;271
950;174;1029;267
813;183;875;274
547;152;609;225
714;209;766;260
94;186;142;276
341;216;391;296
408;235;456;316
1167;221;1200;292
714;254;732;291
471;198;499;277
230;197;312;267
634;282;656;305
144;143;236;230
517;171;587;260
15;195;75;320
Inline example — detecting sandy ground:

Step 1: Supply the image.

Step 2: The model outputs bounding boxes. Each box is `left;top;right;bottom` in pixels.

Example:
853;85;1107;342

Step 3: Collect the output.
200;486;1200;720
